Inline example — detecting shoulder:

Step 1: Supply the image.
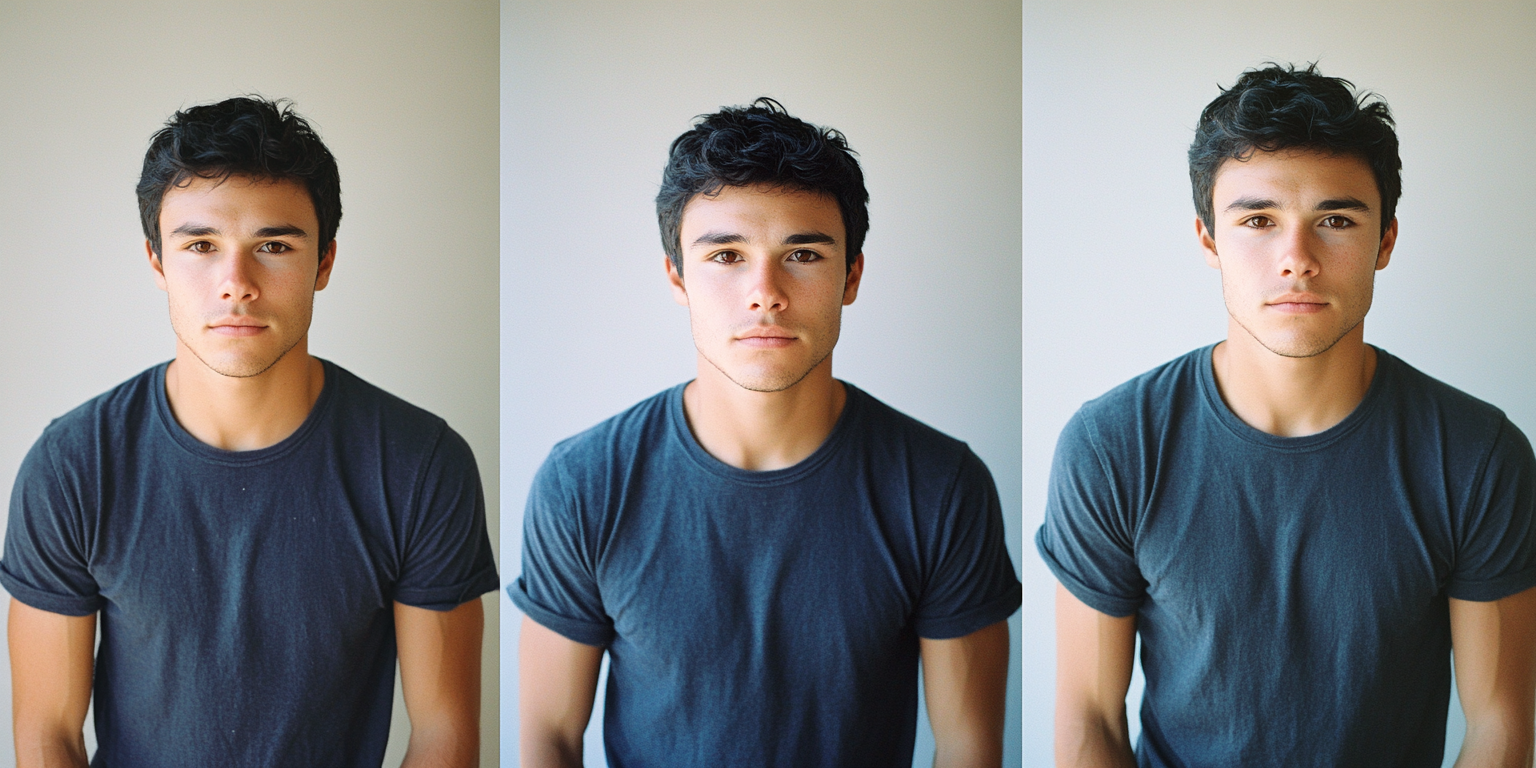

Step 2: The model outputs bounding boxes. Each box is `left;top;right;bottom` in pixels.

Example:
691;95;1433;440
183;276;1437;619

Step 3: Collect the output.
1379;350;1512;434
323;361;465;448
29;364;164;459
1063;347;1208;455
842;382;975;468
534;385;678;488
1376;350;1533;471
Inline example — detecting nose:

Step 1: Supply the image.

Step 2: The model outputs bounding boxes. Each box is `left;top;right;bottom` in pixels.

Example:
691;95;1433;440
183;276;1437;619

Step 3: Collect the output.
1276;224;1321;280
746;259;789;313
219;250;260;303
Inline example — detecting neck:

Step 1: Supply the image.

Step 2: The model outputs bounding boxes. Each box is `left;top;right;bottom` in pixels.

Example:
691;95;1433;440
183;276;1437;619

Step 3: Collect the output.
682;356;846;471
1211;322;1376;438
164;340;325;451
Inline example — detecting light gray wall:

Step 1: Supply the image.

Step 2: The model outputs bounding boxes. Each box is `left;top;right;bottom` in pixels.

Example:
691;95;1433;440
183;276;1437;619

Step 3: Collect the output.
0;2;500;764
500;0;1022;765
1025;1;1536;763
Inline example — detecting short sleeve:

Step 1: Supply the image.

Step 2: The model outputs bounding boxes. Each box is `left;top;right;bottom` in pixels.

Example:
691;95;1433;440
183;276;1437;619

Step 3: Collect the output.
1035;409;1146;618
508;454;614;647
1446;417;1536;602
393;427;500;611
912;449;1022;640
1;430;103;616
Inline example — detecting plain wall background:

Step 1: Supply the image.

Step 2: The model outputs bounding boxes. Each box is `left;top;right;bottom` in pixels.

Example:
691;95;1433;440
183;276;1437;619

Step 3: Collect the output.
0;2;500;764
1025;1;1536;764
501;0;1022;765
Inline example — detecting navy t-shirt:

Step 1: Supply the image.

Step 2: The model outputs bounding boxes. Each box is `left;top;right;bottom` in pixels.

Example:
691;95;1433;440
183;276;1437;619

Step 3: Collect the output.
510;382;1021;768
1037;345;1536;767
2;360;500;767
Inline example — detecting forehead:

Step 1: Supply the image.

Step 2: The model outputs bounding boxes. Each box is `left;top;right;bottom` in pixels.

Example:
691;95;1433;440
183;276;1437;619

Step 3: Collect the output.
679;184;844;243
1212;149;1379;206
159;175;317;231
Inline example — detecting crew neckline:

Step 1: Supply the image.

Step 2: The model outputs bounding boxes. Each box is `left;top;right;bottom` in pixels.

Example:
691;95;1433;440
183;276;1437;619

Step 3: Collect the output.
1197;343;1390;452
152;358;338;466
668;380;861;485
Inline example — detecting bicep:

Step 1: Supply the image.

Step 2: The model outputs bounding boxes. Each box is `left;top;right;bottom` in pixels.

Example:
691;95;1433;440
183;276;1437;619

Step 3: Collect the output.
920;620;1009;766
9;598;95;743
1055;583;1135;733
1449;586;1536;732
519;616;603;764
394;598;484;737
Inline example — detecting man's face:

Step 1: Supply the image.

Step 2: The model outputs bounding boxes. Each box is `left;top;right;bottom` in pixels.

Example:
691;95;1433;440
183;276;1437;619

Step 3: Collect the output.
669;184;863;392
148;175;334;378
1198;148;1397;358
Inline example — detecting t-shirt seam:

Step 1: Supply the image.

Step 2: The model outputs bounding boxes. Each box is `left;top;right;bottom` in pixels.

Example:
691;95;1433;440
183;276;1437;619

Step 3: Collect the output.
41;427;97;589
1451;416;1511;575
399;418;451;589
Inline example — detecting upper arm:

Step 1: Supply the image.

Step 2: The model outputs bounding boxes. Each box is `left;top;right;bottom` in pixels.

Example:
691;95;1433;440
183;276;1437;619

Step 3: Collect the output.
9;598;95;766
920;620;1009;768
394;597;484;766
519;616;603;768
1449;586;1536;762
1054;583;1136;766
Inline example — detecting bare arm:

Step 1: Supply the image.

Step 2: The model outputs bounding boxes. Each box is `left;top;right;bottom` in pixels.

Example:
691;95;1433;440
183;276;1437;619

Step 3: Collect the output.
920;620;1009;768
1450;585;1536;768
519;616;603;768
395;598;484;768
9;598;94;768
1054;583;1136;768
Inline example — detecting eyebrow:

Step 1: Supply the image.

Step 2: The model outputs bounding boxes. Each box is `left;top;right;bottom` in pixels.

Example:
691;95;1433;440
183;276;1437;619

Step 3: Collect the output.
1223;196;1372;213
689;231;838;247
167;224;310;238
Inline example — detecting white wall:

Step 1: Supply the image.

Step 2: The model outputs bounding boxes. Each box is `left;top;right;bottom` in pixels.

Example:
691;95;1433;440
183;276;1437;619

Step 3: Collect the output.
1024;1;1536;763
0;2;500;764
500;0;1022;765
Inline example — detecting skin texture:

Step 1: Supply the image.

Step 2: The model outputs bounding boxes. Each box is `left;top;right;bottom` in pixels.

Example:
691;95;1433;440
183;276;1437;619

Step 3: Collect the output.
518;617;602;768
1196;148;1397;437
1057;148;1536;762
921;621;1011;768
396;599;485;768
520;184;1009;763
9;600;94;768
10;173;483;763
667;183;862;471
148;174;334;451
1449;587;1536;768
1053;586;1135;768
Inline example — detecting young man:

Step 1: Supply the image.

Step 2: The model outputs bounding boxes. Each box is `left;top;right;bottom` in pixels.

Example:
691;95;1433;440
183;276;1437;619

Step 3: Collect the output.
510;98;1021;768
1038;64;1536;767
2;97;498;767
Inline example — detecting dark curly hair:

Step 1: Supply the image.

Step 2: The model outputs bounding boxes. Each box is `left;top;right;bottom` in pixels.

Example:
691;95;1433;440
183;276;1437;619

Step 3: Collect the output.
138;96;341;257
1190;63;1400;236
657;97;868;276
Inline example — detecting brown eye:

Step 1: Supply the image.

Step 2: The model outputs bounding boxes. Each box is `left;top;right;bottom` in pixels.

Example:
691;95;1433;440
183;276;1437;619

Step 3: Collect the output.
710;251;743;264
189;241;214;253
787;250;822;263
258;242;292;254
1244;216;1272;228
1321;215;1353;229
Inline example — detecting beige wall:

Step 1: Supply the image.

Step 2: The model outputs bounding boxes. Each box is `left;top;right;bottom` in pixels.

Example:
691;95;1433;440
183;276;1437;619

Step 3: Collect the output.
0;1;499;764
1025;1;1536;762
500;1;1022;764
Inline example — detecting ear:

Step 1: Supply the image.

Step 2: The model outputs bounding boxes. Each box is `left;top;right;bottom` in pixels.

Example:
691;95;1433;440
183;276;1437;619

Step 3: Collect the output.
666;255;688;306
1375;217;1397;271
842;251;864;306
314;240;337;291
1196;216;1221;269
146;240;168;291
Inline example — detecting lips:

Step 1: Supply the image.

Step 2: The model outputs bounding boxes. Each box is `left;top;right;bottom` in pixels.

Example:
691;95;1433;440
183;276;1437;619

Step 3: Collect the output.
1266;293;1328;313
209;317;268;337
736;327;796;348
